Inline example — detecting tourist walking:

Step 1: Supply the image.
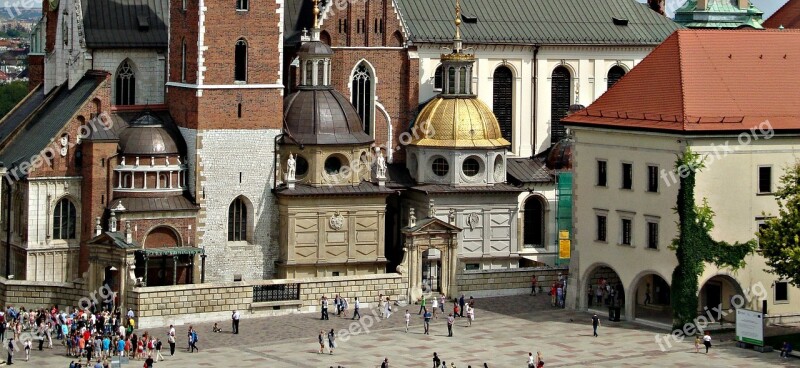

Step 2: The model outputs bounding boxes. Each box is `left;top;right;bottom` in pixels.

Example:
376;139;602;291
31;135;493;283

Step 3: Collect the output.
535;351;544;367
591;314;600;337
458;295;465;317
423;308;432;335
232;310;240;334
340;297;349;318
530;276;538;295
433;352;441;368
527;352;534;367
439;294;446;313
378;294;385;318
405;310;411;332
381;357;389;368
7;337;14;365
702;331;712;354
24;338;31;361
352;298;361;320
154;338;164;361
188;327;198;353
327;329;336;354
431;297;439;318
318;330;325;354
466;305;474;327
446;313;454;337
320;296;329;320
167;325;176;356
694;335;701;353
418;297;427;315
384;297;392;319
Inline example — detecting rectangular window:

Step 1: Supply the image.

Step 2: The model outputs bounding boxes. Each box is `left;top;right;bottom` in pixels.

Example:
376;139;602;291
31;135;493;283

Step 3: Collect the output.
374;19;378;33
775;281;788;302
621;218;632;245
465;263;480;271
647;165;659;193
597;160;607;187
647;222;658;249
379;19;384;33
338;19;343;33
622;163;633;189
236;0;248;11
596;215;607;242
356;19;361;33
758;166;772;193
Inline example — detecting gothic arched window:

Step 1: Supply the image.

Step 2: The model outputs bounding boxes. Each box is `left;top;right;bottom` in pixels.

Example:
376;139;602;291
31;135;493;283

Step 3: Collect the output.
351;63;374;135
234;39;248;82
493;66;513;144
53;198;76;240
434;65;443;90
550;66;571;144
228;196;248;241
115;60;136;106
607;65;626;89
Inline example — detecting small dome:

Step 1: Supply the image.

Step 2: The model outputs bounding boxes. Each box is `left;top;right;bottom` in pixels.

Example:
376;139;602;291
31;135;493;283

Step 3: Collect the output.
119;115;183;155
546;138;573;170
283;89;373;145
410;97;510;148
297;40;333;57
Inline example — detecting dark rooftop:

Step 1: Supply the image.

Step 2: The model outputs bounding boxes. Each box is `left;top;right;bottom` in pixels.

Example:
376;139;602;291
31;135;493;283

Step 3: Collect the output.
109;196;198;213
82;0;169;49
507;157;553;184
276;182;396;196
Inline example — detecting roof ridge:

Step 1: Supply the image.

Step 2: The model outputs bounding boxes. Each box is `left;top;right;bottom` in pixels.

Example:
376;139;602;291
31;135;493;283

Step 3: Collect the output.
674;30;688;129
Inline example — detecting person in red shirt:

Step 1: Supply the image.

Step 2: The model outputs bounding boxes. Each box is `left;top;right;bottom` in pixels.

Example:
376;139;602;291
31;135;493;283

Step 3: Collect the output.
551;283;557;307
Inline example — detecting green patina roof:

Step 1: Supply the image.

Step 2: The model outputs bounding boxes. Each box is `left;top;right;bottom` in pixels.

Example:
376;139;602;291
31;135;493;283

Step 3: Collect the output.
674;0;764;29
394;0;681;45
137;247;204;256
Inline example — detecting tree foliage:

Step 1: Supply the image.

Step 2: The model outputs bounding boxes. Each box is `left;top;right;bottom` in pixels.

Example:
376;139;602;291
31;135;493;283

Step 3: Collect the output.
670;147;756;329
0;81;29;119
758;161;800;287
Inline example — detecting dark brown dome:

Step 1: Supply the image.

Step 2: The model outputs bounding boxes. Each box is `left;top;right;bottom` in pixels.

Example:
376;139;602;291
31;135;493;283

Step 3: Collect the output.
297;40;333;57
119;115;183;155
283;89;373;145
546;138;573;170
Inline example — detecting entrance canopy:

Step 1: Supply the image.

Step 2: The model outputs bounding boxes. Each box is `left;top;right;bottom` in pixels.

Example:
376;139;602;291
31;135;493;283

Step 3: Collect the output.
136;247;204;257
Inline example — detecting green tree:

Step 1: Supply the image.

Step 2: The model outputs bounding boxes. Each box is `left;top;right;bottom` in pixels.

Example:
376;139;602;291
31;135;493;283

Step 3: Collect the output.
758;161;800;286
670;147;756;329
0;80;29;119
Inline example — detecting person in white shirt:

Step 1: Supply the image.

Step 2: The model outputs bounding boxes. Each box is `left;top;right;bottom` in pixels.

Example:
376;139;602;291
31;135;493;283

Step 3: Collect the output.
527;352;534;367
231;310;240;334
352;298;361;320
431;298;439;318
167;325;176;356
404;310;410;333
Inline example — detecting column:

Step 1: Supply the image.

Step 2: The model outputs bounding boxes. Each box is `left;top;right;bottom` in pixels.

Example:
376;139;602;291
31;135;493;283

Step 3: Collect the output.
449;236;459;299
143;172;147;189
377;209;386;262
142;254;149;286
189;254;195;284
117;171;122;188
156;171;160;189
324;59;330;85
172;256;178;285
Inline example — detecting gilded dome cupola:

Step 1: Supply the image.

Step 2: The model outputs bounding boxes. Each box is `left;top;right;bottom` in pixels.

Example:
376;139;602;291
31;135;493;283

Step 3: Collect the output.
405;0;509;186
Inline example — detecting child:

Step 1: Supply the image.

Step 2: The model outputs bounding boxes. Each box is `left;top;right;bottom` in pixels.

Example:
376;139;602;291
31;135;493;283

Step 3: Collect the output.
404;310;411;333
212;323;221;333
24;338;31;361
694;335;701;353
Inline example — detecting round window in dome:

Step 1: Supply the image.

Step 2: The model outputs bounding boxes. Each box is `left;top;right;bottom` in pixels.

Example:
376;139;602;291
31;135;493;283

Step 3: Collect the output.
462;157;480;177
296;156;309;177
324;156;343;174
432;157;449;177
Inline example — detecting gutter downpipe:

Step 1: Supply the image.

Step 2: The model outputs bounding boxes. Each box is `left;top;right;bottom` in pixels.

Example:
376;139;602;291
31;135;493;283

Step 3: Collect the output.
531;45;540;159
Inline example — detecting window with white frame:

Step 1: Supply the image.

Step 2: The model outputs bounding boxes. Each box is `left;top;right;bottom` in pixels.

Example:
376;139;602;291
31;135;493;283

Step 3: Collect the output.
236;0;248;11
617;211;634;246
647;165;659;193
53;198;77;240
597;160;607;187
646;221;659;249
621;162;633;190
758;166;772;194
596;214;607;242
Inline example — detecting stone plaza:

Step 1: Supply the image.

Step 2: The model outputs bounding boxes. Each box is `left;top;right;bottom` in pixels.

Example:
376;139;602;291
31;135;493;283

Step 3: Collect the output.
10;295;796;367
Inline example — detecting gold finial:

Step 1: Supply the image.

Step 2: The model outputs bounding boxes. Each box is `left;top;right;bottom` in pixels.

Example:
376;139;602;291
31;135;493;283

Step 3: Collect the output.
313;0;320;29
454;0;462;41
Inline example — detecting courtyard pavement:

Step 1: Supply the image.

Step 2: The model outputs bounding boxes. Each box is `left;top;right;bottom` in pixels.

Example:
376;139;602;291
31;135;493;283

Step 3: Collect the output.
6;294;797;367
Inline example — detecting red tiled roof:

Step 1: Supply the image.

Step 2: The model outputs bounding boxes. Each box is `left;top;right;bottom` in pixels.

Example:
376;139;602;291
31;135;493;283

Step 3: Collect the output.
0;71;8;81
564;29;800;133
763;0;800;29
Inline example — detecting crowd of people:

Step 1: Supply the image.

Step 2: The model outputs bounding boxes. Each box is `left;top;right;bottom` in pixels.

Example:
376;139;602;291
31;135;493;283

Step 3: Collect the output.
0;304;166;367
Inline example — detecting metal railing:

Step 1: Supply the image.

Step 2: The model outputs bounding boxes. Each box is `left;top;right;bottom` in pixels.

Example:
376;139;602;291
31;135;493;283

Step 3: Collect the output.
252;283;300;302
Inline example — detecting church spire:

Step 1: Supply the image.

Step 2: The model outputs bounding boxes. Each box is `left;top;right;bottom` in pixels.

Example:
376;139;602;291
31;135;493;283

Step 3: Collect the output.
453;0;462;53
311;0;321;41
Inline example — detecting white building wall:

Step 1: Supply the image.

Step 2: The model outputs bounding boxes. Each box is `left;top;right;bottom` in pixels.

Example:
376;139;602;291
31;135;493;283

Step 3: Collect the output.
568;126;800;320
24;177;82;282
195;129;281;282
93;49;166;105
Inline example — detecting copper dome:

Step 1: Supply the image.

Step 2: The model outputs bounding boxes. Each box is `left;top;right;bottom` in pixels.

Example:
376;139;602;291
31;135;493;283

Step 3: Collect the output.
283;89;373;145
119;114;184;156
546;138;573;170
297;40;333;58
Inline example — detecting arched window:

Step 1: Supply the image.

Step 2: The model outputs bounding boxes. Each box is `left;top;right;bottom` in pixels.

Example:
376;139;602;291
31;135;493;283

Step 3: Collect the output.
550;66;571;144
115;60;136;105
493;66;513;144
523;196;545;247
433;65;443;90
181;38;187;82
458;67;467;94
351;63;373;135
228;196;248;241
607;65;626;89
447;67;455;94
53;198;76;240
234;39;248;82
390;31;403;47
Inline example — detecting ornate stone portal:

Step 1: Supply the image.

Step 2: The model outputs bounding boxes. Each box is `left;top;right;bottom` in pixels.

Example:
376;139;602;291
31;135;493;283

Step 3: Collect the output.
399;217;462;303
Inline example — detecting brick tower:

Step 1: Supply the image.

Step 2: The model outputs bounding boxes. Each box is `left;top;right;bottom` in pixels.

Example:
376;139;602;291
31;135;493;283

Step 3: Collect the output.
167;0;284;281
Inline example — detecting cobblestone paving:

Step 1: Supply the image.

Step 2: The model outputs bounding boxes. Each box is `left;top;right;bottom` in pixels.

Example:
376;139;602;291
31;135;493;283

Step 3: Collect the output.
10;294;798;367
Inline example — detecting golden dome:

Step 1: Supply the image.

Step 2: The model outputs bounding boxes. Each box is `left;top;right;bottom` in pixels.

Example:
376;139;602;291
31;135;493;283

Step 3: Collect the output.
411;96;510;148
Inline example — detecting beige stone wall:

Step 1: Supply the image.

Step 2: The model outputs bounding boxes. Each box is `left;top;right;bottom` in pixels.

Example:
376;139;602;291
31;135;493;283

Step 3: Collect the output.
457;267;569;298
0;277;87;309
129;273;408;328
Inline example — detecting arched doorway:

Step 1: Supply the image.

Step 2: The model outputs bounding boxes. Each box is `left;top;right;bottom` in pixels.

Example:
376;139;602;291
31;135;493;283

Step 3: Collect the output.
633;273;671;324
700;275;744;324
585;264;625;321
523;196;545;247
136;226;197;287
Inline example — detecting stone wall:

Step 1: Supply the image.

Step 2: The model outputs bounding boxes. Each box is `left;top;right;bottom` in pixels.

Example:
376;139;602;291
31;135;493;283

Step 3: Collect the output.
456;266;569;298
0;277;86;309
129;273;408;328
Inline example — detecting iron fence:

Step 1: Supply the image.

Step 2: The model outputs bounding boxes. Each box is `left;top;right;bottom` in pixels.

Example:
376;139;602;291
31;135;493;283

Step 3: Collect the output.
253;283;300;302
